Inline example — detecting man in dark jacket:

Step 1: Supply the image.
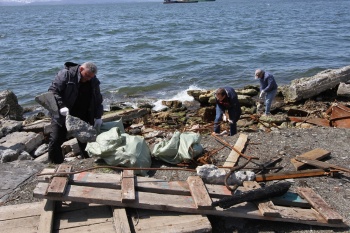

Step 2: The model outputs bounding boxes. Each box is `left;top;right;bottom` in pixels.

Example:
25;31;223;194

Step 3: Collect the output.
48;62;103;164
213;87;241;136
255;69;278;115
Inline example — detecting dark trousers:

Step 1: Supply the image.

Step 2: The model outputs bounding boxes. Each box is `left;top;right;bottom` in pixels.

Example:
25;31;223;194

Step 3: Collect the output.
48;118;89;164
214;105;238;136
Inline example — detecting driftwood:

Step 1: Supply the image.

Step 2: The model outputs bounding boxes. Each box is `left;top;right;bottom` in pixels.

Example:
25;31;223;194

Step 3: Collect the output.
212;181;291;209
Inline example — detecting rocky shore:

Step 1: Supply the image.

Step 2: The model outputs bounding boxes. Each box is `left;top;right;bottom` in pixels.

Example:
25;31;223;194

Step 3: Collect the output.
1;66;350;232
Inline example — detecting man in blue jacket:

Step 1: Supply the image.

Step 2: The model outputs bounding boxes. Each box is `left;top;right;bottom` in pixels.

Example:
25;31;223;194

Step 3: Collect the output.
48;62;103;164
255;69;278;115
213;87;241;136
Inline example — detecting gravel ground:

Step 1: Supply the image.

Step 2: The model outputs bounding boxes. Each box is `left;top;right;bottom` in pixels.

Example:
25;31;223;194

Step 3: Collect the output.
2;127;350;233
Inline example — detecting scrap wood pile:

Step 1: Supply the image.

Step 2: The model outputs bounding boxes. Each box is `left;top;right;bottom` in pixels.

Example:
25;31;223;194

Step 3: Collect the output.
32;133;350;232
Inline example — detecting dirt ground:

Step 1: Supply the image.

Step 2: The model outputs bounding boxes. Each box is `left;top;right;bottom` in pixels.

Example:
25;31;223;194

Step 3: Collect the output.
2;126;350;233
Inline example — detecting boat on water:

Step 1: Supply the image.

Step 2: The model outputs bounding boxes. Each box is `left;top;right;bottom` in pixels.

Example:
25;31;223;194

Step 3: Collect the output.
163;0;199;4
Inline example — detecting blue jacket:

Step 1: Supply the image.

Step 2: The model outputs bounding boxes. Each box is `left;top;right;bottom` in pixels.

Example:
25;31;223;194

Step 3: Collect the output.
48;62;103;123
216;86;241;122
259;72;278;93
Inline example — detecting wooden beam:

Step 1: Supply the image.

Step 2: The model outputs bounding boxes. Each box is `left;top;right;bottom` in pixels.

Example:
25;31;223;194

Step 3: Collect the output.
121;170;135;203
223;133;248;168
290;148;330;170
294;157;350;173
297;187;344;224
112;207;132;233
37;200;55;233
187;176;212;210
243;181;280;217
45;165;72;197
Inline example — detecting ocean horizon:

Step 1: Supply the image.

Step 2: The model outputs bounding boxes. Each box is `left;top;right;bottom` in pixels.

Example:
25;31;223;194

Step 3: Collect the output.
0;0;349;109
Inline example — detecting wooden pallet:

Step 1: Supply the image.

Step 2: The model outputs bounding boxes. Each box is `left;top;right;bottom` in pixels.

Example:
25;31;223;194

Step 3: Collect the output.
33;166;348;229
0;200;212;233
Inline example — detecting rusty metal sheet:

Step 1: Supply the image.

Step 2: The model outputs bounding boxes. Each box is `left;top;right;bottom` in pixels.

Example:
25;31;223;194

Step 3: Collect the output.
288;116;330;127
327;103;350;128
305;118;330;127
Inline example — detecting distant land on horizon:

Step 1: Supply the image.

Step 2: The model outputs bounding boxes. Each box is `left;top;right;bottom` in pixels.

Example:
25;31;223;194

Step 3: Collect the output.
0;0;158;6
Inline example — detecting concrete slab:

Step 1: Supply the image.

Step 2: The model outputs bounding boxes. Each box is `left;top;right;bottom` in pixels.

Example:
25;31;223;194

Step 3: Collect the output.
0;160;45;203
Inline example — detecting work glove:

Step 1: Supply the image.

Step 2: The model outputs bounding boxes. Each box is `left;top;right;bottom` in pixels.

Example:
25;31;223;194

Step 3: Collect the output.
222;114;227;122
259;90;265;99
94;118;103;133
59;107;69;116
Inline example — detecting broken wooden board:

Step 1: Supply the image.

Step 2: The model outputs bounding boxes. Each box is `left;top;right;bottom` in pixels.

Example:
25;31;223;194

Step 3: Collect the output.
297;187;344;224
33;172;348;228
290;148;331;170
294;157;350;173
243;181;281;217
187;176;212;210
223;133;248;168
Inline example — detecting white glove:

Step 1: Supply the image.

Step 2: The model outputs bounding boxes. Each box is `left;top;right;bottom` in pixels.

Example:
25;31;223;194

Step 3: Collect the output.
94;118;103;132
259;91;265;99
59;107;69;116
228;119;233;124
222;114;227;122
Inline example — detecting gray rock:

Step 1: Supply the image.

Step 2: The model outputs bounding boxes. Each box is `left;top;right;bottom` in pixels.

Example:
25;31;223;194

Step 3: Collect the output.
18;151;33;161
65;115;97;143
34;92;59;118
0;119;23;137
337;82;350;97
0;149;19;163
0;90;23;120
34;143;48;157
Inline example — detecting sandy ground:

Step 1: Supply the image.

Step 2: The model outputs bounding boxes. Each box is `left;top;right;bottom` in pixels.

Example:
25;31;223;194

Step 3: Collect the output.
2;127;350;233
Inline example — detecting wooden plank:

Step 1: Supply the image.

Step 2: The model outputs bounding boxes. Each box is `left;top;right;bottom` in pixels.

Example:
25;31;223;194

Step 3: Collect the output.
0;202;42;233
297;187;344;224
255;169;334;182
0;216;40;233
290;148;330;170
121;170;135;203
129;209;212;233
33;182;347;228
58;222;114;233
0;202;42;220
113;207;132;233
187;176;212;210
46;164;72;196
243;181;280;217
38;199;55;233
54;204;114;230
223;133;248;168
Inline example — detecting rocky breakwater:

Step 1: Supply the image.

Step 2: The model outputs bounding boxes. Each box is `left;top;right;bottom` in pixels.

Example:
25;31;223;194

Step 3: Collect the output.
0;65;350;165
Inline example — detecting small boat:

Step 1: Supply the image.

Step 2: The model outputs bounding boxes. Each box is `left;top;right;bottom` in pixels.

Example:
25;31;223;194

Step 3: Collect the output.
163;0;199;4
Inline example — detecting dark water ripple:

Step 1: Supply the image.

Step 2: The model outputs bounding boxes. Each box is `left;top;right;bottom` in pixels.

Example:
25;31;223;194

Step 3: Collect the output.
0;0;349;106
